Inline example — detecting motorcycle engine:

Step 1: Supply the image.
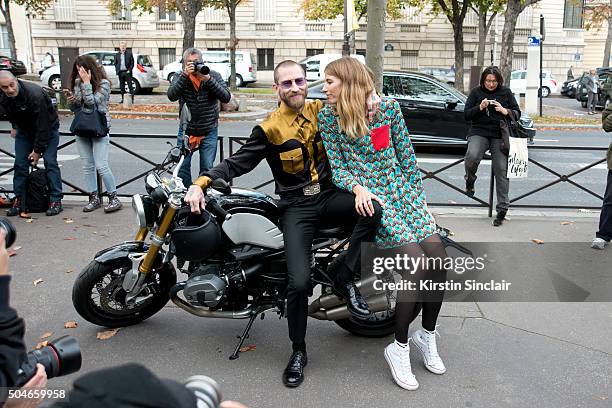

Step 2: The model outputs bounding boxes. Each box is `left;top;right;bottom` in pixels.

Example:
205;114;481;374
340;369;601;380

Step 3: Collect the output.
183;265;227;308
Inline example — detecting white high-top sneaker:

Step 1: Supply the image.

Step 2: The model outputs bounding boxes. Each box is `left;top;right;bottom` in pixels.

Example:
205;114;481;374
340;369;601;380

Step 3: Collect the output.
384;341;419;390
411;326;446;375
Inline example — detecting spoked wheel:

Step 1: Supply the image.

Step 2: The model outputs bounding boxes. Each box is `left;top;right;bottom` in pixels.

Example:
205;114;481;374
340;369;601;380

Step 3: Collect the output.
72;258;176;328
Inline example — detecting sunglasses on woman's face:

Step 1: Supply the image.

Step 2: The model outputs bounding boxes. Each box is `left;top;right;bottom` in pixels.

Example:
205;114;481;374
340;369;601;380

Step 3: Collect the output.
278;77;307;89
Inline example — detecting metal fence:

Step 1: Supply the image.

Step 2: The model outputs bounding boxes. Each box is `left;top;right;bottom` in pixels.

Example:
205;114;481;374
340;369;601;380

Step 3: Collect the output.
0;130;607;217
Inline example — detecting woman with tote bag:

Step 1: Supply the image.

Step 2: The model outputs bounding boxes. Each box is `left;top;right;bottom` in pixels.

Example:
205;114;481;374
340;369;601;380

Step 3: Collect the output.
67;55;121;213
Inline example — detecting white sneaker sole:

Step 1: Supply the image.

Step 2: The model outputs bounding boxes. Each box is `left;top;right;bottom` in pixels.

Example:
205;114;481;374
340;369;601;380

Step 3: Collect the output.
384;348;419;390
412;337;447;375
591;241;607;250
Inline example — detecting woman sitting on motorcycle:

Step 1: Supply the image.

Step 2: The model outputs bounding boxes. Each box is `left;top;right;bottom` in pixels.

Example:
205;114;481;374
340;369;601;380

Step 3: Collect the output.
317;57;448;391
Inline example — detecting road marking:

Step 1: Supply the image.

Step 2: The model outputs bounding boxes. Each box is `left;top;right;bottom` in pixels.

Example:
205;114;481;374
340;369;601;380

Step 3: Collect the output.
534;139;559;142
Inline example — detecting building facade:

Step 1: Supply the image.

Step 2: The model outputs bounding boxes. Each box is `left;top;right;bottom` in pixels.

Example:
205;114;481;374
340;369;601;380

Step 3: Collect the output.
18;0;586;84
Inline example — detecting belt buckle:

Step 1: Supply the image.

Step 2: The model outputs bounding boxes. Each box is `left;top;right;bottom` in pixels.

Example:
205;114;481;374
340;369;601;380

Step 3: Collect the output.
303;183;321;196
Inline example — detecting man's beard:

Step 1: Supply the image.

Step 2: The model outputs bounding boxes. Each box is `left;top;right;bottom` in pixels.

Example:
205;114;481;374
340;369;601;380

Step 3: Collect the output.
281;90;306;111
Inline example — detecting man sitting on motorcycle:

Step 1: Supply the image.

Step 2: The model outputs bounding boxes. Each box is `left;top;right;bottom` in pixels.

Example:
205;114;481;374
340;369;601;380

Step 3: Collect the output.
185;60;381;388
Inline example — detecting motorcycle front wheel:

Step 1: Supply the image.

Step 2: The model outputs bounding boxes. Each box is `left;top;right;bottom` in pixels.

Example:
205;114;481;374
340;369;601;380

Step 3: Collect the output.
72;258;176;328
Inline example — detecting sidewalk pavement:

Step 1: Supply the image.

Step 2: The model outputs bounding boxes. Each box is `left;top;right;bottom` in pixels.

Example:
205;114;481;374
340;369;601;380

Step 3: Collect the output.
6;203;611;407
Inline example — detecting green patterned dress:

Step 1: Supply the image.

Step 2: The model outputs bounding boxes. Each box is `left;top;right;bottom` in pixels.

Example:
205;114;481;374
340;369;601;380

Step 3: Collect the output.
318;99;436;248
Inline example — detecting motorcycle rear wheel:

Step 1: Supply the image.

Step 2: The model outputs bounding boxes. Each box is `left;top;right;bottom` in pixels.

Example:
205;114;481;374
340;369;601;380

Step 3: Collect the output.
334;303;422;337
72;258;176;328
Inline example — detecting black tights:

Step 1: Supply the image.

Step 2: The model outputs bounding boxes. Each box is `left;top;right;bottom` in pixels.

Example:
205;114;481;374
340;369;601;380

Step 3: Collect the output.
394;234;447;344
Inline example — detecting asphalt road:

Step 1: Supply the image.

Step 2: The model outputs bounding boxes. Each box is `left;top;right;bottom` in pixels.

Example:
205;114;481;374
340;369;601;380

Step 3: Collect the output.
1;119;610;210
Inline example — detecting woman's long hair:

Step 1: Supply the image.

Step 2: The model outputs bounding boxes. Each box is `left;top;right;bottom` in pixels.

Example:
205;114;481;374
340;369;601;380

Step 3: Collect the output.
69;55;107;92
479;66;504;89
324;57;374;139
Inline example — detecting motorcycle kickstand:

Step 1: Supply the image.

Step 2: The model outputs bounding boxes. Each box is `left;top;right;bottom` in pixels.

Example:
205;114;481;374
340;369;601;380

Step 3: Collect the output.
229;310;260;360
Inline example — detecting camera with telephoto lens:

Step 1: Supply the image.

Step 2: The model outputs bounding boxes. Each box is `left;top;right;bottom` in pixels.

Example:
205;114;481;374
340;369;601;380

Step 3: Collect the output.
0;217;16;248
14;335;82;387
194;61;210;75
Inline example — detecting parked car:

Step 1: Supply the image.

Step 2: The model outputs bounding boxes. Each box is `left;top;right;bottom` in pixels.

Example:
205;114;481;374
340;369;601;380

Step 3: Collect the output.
299;53;366;82
418;67;456;86
0;55;27;77
40;50;160;94
509;70;558;97
561;78;579;98
575;71;610;109
161;50;257;87
307;70;535;145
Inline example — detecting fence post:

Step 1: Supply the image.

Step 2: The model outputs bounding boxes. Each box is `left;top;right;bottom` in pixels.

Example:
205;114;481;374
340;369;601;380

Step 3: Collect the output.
488;162;495;218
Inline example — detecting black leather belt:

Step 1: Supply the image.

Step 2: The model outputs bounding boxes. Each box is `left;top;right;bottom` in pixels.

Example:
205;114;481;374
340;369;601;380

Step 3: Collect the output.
280;182;332;199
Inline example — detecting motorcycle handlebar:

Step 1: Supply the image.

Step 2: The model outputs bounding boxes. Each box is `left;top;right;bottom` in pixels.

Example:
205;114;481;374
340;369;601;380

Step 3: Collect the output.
207;199;232;221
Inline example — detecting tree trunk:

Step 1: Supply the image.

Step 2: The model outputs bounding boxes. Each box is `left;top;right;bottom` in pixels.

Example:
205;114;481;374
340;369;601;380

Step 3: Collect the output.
603;8;612;67
1;0;17;59
228;1;237;91
477;11;487;68
453;21;465;93
365;0;386;93
177;0;202;51
499;0;522;86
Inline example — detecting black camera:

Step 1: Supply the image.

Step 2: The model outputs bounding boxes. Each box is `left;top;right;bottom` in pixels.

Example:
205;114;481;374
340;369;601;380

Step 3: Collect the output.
194;62;210;75
0;217;16;248
14;335;82;387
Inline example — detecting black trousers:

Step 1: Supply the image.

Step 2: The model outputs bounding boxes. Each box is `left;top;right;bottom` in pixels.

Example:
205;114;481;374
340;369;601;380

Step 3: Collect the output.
280;187;382;346
118;71;134;96
597;170;612;241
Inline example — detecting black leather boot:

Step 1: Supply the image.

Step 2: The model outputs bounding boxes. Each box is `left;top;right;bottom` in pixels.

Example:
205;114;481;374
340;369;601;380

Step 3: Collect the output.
493;209;507;227
282;350;307;388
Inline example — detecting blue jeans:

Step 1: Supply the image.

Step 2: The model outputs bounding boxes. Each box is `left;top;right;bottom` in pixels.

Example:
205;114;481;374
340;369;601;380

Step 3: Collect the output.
177;127;218;186
14;125;63;203
75;135;117;193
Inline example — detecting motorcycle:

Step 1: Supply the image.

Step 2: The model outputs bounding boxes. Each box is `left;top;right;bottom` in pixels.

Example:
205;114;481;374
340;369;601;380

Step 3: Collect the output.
72;145;399;359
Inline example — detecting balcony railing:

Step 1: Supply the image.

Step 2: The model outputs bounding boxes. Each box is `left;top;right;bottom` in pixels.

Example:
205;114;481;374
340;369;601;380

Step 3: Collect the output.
305;23;326;32
109;20;135;31
156;21;177;31
206;23;226;31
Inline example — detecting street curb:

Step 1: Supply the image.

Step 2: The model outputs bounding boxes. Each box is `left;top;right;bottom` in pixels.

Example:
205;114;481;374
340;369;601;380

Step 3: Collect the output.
58;106;271;120
534;123;601;129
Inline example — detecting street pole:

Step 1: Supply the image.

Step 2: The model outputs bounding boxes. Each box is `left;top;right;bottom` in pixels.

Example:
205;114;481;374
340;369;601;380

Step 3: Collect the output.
342;0;350;56
539;14;545;118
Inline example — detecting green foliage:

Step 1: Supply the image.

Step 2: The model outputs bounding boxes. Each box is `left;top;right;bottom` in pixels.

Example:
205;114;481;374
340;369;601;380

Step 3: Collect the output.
300;0;410;21
584;0;612;31
11;0;55;15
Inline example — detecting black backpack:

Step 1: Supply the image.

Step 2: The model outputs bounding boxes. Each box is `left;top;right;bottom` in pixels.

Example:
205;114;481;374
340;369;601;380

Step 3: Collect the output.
26;169;50;213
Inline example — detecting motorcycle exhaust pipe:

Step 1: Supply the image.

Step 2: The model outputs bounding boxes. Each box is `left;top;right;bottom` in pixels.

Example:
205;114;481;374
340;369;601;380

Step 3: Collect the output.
308;273;385;313
170;282;255;319
309;292;391;321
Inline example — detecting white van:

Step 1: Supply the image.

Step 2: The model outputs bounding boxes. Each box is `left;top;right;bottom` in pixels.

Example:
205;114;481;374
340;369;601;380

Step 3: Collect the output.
300;54;366;82
161;50;257;87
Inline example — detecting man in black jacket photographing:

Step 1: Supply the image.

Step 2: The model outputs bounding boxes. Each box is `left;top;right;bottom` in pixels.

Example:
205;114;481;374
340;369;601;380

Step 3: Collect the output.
114;41;135;104
167;48;231;187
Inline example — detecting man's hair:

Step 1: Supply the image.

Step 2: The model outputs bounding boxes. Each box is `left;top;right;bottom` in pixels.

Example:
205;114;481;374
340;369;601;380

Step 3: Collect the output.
273;60;305;84
0;70;16;81
182;48;202;66
324;57;373;140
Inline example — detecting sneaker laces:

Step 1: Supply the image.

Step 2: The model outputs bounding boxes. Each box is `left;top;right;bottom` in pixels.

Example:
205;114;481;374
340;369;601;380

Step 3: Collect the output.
421;326;442;364
396;339;413;369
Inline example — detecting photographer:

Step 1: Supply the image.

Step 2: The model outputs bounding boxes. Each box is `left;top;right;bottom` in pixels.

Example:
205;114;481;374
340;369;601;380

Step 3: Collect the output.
463;66;520;227
167;48;231;187
0;228;47;408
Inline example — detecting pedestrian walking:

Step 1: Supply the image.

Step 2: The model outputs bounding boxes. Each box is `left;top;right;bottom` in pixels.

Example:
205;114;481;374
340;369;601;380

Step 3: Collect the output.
593;105;612;249
464;66;521;226
585;69;600;115
114;41;135;104
567;65;574;81
67;55;122;213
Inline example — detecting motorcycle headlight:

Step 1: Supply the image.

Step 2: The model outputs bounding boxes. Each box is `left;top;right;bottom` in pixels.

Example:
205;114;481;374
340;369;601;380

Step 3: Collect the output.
132;194;158;228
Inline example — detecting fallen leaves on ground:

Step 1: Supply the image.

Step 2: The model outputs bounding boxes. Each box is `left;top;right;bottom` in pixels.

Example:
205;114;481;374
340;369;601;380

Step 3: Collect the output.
531;239;545;245
8;246;21;257
560;221;574;225
63;237;76;241
447;200;457;204
64;321;78;329
35;341;49;349
32;278;44;286
97;328;120;340
63;218;74;224
25;218;34;223
239;344;257;353
108;103;178;113
40;331;53;340
65;268;75;274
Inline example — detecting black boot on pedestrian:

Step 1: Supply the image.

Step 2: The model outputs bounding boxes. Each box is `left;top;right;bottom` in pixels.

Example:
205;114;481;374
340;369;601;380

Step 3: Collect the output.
465;180;475;197
493;210;507;227
83;192;101;212
104;192;122;213
6;197;22;217
282;350;307;388
46;201;63;216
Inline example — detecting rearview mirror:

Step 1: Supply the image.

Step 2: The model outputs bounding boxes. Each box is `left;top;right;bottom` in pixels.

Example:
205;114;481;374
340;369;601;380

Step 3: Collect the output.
445;99;459;110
